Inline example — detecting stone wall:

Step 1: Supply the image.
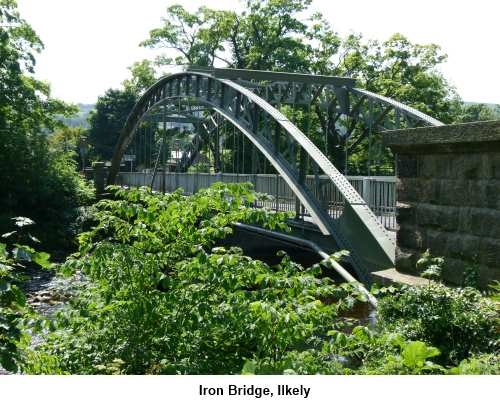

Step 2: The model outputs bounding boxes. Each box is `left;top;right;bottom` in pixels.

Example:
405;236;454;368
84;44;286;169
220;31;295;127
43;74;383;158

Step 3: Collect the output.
383;120;500;286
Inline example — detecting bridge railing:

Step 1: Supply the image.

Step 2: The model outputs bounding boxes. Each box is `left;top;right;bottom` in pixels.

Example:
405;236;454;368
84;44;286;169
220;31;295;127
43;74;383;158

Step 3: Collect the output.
117;172;397;231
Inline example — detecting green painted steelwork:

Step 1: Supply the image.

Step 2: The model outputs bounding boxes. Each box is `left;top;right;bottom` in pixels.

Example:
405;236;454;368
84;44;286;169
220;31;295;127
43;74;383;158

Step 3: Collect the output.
108;68;442;283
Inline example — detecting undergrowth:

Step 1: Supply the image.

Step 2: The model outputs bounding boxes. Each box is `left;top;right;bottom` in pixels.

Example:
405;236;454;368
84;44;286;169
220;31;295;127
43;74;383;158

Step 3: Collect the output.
15;184;498;375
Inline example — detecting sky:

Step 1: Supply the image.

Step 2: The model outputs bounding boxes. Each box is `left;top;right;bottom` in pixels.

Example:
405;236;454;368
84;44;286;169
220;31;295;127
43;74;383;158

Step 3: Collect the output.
16;0;500;104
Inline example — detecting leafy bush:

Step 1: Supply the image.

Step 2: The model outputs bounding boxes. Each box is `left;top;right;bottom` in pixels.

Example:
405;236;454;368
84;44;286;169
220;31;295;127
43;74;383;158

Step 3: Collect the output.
324;326;445;375
416;249;444;281
0;0;94;250
377;283;499;365
0;217;51;372
26;184;368;374
23;185;499;375
0;149;95;251
448;354;500;375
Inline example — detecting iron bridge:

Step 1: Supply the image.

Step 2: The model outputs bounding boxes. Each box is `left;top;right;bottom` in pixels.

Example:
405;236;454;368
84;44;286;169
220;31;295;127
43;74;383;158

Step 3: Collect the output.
107;66;443;283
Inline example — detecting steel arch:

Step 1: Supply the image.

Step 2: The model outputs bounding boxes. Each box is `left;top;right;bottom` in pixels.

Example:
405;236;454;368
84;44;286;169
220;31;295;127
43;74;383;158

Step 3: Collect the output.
108;71;397;282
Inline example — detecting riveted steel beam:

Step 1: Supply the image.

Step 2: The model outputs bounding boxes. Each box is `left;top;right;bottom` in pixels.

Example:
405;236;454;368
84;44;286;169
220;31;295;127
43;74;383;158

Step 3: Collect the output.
187;66;356;88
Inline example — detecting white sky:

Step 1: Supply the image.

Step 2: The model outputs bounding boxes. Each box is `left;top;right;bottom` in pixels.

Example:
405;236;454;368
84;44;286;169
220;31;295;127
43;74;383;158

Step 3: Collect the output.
16;0;500;104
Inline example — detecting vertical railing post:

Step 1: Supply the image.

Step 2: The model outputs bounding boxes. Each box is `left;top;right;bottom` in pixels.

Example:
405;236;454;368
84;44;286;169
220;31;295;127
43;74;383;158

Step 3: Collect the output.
295;148;306;219
362;177;371;207
92;161;105;195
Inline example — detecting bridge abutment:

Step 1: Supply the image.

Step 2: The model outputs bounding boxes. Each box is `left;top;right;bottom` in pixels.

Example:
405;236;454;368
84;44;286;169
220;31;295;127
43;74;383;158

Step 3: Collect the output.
383;120;500;287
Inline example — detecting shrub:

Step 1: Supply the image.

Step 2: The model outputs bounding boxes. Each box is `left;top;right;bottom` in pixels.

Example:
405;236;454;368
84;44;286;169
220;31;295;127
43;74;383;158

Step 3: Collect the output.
377;283;499;365
448;354;500;375
22;185;500;375
0;217;51;372
25;184;366;374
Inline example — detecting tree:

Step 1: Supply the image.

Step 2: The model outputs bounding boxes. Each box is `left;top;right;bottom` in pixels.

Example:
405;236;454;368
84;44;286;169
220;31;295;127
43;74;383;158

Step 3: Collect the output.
141;4;234;67
49;126;89;170
457;103;500;123
139;0;497;175
0;0;93;244
122;59;158;96
224;0;313;71
329;33;461;124
141;1;315;71
0;0;72;131
87;88;137;161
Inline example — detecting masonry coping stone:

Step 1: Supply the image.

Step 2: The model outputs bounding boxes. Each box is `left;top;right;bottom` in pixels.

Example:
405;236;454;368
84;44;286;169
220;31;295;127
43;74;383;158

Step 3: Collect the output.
382;120;500;153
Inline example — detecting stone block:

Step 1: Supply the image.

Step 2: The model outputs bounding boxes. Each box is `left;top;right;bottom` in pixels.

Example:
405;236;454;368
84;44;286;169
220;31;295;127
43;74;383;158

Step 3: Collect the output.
475;152;500;180
478;265;500;288
440;257;466;286
467;207;500;238
397;225;425;250
446;233;481;261
423;229;448;255
416;203;460;232
449;153;483;180
419;179;442;205
418;155;452;179
397;154;417;178
438;179;471;207
456;206;473;234
462;180;500;209
484;180;500;210
417;155;438;179
396;178;420;203
396;202;416;224
395;247;419;275
491;152;500;179
478;237;500;268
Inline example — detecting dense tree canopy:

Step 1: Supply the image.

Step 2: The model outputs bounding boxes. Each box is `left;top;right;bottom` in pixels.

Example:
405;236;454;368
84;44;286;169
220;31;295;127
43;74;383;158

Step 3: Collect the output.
122;59;158;96
136;0;500;174
0;0;93;244
141;0;485;125
87;88;137;161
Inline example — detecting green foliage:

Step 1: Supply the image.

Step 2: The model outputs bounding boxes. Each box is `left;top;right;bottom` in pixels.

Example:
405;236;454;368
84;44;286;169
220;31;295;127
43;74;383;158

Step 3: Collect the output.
324;327;444;375
448;354;500;375
48;127;89;170
456;103;500;123
0;0;95;250
487;281;500;302
122;59;158;96
462;259;480;289
87;88;137;161
28;184;365;374
23;184;499;375
377;283;499;365
0;217;51;372
416;249;444;281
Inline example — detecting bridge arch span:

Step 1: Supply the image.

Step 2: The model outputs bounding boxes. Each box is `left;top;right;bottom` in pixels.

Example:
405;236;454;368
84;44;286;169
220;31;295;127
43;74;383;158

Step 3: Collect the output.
108;70;436;282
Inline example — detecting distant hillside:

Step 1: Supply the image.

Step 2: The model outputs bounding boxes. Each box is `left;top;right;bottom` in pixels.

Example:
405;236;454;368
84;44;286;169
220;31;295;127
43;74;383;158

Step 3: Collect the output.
59;103;95;128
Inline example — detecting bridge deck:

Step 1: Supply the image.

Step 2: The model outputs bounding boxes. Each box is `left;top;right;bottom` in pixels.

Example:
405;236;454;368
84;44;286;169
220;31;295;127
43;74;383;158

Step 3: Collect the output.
117;171;397;233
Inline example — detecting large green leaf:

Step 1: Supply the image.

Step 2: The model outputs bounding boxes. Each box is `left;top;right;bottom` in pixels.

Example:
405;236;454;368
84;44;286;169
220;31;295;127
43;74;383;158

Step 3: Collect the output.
33;251;52;269
402;341;440;368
